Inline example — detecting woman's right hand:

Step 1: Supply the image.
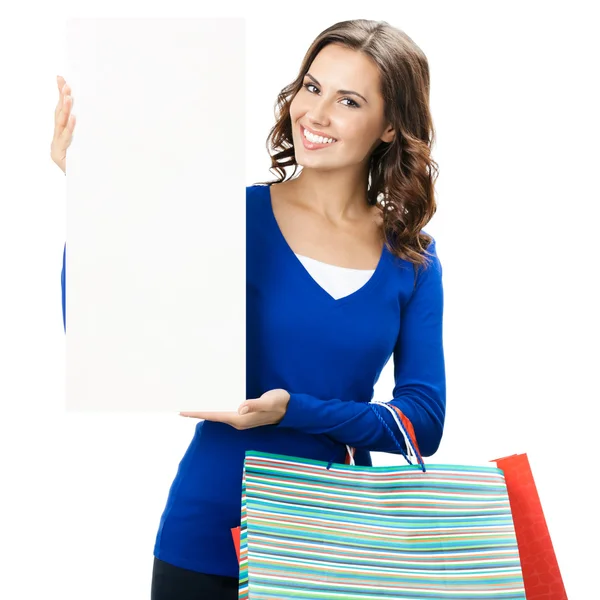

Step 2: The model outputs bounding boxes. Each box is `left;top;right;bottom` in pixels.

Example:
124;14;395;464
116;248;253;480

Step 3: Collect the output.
51;75;76;174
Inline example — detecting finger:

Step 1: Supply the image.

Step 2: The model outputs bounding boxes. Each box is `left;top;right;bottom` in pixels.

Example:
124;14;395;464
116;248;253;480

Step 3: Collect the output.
55;81;73;134
58;94;71;129
238;399;261;415
57;75;65;95
240;397;273;415
179;411;246;431
55;77;68;120
61;110;75;141
179;411;209;419
54;94;70;140
55;96;74;143
179;410;236;421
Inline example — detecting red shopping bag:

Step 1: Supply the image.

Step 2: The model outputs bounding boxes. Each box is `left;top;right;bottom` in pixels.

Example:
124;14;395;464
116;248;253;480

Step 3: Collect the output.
492;453;567;599
231;525;241;563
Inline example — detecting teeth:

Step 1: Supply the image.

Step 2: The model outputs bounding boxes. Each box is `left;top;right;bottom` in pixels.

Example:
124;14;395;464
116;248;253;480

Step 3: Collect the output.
303;127;336;144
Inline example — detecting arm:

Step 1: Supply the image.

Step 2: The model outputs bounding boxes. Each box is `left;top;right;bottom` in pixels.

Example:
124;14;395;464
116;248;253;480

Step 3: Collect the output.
276;239;446;457
61;242;66;332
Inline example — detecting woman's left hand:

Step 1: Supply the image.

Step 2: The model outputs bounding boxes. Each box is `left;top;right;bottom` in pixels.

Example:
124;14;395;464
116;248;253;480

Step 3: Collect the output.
179;388;291;430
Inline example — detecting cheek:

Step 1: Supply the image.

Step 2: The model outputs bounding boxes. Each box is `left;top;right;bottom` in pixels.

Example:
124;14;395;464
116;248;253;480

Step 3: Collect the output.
338;121;370;148
354;120;383;147
289;96;306;123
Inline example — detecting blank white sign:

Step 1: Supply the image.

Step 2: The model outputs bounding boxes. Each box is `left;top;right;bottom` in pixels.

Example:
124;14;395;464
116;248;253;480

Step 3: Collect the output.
65;18;246;412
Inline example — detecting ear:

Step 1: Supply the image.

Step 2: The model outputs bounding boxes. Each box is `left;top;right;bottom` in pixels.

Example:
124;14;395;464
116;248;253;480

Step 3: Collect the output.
380;124;396;144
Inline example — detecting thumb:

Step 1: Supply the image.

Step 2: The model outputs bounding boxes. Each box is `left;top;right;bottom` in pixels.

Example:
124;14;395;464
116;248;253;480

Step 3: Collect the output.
238;400;257;415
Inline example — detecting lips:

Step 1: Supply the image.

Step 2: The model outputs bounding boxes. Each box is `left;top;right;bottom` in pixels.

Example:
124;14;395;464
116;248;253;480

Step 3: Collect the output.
300;125;338;150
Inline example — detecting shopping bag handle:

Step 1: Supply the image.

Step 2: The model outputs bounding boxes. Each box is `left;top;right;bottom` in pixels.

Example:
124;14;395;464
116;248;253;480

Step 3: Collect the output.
344;401;426;472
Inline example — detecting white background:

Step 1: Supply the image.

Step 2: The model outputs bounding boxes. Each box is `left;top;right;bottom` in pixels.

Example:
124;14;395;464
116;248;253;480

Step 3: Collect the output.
1;2;598;599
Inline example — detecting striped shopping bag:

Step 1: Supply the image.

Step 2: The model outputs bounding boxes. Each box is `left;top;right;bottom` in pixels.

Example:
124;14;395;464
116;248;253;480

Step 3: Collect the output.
237;402;526;599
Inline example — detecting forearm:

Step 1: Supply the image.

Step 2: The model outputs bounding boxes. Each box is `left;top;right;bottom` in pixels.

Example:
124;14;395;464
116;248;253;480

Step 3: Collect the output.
277;391;444;457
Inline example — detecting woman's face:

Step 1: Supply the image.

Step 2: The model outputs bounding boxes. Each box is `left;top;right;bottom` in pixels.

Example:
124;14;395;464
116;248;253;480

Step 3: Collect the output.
289;43;395;172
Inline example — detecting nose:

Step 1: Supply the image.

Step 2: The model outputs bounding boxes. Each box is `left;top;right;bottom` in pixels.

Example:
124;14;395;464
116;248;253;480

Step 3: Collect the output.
306;96;332;128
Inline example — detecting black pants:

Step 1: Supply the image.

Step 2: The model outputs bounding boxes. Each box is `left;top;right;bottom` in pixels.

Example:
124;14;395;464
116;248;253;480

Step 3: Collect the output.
150;557;239;600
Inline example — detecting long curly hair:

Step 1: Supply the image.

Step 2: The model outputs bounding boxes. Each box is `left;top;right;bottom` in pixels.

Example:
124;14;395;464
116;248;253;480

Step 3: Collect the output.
256;19;439;269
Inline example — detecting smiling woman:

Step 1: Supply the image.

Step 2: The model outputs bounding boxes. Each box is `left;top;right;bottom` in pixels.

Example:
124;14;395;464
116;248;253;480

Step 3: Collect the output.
57;17;445;600
151;19;444;600
260;27;439;267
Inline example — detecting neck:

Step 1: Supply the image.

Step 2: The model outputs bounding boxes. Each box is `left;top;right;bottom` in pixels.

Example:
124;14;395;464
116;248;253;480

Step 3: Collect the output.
289;167;372;222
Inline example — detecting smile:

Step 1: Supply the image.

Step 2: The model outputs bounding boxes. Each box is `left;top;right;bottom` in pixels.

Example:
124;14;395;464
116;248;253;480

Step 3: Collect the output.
301;125;338;148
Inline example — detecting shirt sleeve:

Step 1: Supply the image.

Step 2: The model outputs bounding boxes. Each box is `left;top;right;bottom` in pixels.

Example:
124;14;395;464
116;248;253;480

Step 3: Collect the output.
275;238;446;457
61;242;66;333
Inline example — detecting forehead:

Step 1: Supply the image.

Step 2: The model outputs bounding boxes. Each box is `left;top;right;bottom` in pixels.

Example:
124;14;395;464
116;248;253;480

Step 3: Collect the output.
308;43;381;92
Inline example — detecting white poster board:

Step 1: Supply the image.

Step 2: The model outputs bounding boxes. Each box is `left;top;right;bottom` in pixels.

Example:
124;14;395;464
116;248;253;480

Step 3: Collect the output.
65;18;246;412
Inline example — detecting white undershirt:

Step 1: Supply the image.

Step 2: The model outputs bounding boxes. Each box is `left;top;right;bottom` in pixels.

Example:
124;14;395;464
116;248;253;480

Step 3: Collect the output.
294;253;376;300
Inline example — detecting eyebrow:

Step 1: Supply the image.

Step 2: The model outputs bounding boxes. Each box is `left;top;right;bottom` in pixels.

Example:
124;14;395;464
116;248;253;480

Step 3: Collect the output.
304;73;368;104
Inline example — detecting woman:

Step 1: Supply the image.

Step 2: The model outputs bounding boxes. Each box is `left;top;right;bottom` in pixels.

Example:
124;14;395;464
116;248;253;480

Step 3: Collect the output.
52;18;446;600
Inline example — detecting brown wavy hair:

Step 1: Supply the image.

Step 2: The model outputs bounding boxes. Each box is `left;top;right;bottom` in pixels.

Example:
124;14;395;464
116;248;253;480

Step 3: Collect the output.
256;19;439;270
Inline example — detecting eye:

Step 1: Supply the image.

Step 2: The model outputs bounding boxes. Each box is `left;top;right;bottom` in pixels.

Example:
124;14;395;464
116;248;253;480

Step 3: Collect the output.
302;82;360;108
341;98;360;108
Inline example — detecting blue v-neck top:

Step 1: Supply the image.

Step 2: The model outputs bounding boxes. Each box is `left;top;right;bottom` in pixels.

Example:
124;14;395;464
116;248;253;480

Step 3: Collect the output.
60;183;446;578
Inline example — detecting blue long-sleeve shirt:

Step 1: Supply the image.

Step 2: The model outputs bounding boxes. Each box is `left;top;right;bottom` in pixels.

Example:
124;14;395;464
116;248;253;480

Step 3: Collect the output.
61;183;446;578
